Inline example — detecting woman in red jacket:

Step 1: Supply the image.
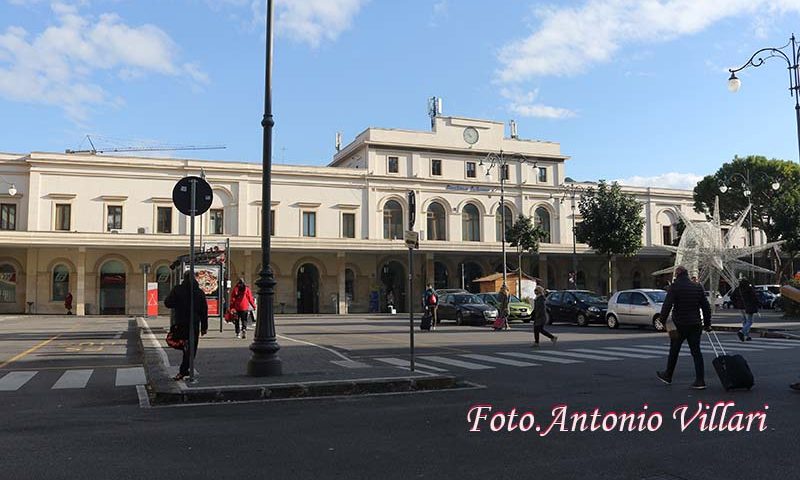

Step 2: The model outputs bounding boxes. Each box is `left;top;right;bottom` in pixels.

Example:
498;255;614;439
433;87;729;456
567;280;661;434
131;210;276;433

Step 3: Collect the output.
229;278;256;339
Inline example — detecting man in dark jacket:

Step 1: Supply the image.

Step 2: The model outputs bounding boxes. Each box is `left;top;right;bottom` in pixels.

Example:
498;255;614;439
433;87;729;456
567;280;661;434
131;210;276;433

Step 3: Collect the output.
165;271;208;380
730;278;759;342
657;266;711;390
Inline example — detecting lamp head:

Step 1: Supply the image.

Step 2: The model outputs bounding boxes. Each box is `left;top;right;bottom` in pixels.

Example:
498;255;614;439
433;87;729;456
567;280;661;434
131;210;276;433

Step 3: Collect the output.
743;188;751;197
719;184;728;193
771;181;780;191
728;71;741;93
7;184;16;197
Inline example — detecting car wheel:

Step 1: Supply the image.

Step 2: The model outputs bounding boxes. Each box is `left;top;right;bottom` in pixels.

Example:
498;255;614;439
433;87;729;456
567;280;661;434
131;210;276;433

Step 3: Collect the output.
456;312;463;326
523;317;531;324
576;313;589;327
653;315;665;332
607;314;619;329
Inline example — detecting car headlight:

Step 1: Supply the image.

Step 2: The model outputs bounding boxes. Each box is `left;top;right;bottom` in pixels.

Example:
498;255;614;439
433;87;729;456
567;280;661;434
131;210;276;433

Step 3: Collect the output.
484;310;498;318
588;306;600;313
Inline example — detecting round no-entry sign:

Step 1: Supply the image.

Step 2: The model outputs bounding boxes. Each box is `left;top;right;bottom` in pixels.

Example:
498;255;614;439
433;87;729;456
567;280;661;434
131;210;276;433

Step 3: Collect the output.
172;176;213;216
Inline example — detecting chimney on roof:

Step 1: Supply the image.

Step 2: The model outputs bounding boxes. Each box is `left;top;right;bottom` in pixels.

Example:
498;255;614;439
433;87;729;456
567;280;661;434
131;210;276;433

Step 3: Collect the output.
427;96;442;129
509;120;519;139
335;132;342;152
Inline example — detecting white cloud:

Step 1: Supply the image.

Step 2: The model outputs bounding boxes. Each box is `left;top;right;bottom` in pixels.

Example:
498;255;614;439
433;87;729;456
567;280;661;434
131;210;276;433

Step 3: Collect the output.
497;0;800;83
615;172;704;190
501;88;576;119
0;3;206;121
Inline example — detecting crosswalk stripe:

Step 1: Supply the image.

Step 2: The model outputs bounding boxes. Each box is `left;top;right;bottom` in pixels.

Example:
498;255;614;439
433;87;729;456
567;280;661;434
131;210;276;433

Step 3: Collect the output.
460;354;539;367
498;352;581;364
115;367;146;386
605;347;674;356
52;369;93;389
536;350;625;361
0;371;37;391
757;339;800;346
720;342;790;350
375;357;447;372
571;348;657;359
634;345;689;356
419;355;494;370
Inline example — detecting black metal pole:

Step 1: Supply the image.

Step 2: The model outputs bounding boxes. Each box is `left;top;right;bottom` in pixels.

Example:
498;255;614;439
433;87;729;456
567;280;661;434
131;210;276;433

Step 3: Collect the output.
408;246;414;371
571;201;578;279
248;0;282;376
500;152;507;288
188;179;196;382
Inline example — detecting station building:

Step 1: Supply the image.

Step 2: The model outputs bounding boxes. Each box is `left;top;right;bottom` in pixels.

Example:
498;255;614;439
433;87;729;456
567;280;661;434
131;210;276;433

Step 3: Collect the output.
0;115;738;315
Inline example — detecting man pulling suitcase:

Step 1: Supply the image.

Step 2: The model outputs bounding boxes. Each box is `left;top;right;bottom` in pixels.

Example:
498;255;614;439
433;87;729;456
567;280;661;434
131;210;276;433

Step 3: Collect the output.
656;266;711;390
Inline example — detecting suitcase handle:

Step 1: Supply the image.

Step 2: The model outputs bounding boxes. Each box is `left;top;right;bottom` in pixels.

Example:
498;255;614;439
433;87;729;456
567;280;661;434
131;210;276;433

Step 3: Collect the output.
704;329;727;357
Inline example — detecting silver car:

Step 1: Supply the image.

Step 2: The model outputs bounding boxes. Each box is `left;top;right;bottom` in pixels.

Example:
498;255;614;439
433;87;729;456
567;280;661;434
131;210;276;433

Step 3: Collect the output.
606;289;667;331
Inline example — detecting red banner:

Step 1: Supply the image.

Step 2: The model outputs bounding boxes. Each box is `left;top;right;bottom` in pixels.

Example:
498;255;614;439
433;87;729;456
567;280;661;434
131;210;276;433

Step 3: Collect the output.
147;282;159;317
207;298;219;316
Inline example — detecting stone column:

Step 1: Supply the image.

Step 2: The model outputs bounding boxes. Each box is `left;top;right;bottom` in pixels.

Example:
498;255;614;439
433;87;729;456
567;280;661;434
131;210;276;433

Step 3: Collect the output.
538;254;548;288
24;248;38;313
76;248;86;316
426;253;434;287
337;252;347;314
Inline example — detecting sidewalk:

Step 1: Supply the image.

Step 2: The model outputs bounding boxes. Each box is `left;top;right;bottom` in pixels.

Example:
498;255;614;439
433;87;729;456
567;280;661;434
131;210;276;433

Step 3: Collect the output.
711;310;800;338
137;316;463;405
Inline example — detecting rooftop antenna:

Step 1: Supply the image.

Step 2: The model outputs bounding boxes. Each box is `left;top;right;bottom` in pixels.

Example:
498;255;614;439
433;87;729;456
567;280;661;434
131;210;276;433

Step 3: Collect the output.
427;96;442;129
509;120;519;139
65;135;226;154
335;132;342;152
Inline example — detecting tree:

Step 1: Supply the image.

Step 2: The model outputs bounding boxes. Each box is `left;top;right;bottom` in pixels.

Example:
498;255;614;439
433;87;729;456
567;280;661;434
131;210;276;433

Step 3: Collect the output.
506;214;547;293
693;155;800;281
575;181;644;294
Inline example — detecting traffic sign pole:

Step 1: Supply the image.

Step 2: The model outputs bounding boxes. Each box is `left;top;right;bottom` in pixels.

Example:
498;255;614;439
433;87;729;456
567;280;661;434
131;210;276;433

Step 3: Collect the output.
188;178;197;382
407;191;416;372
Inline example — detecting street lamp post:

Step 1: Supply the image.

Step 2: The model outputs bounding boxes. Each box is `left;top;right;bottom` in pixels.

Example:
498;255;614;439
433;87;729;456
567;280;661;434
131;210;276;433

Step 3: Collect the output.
247;0;282;377
718;169;781;278
728;34;800;162
551;183;584;287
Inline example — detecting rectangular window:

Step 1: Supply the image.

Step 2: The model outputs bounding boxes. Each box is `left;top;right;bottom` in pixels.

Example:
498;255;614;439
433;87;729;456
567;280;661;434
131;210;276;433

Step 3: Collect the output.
431;159;442;176
501;164;510;181
270;209;275;236
466;162;476;178
156;207;172;234
388;156;399;173
55;204;71;231
0;203;16;230
107;205;122;231
342;213;355;238
210;209;224;234
303;211;316;237
538;167;547;182
662;225;672;246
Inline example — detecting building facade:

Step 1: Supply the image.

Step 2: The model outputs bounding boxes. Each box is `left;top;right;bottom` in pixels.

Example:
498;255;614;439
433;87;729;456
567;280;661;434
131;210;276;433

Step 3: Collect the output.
0;115;750;315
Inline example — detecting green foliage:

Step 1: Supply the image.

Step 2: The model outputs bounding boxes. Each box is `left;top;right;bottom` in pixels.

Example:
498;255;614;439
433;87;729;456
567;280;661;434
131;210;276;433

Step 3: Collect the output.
506;214;546;254
575;181;645;258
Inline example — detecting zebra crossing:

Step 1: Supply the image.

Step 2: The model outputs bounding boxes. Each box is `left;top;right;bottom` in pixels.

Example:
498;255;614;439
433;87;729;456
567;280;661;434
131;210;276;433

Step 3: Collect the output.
368;337;800;374
0;366;146;392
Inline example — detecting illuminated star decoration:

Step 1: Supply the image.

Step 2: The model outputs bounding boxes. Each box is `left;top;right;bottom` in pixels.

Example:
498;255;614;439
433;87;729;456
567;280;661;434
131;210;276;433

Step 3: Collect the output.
652;197;783;292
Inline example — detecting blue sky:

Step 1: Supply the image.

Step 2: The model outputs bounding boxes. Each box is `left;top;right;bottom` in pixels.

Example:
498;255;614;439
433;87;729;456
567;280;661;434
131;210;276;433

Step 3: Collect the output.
4;1;800;189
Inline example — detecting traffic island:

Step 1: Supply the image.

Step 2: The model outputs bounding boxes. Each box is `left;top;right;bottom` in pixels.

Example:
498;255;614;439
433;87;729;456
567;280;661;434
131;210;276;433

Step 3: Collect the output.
137;317;469;406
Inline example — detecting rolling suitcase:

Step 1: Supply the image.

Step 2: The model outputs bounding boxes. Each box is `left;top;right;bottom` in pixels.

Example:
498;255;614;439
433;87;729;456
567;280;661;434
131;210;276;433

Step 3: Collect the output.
420;313;432;331
706;329;754;391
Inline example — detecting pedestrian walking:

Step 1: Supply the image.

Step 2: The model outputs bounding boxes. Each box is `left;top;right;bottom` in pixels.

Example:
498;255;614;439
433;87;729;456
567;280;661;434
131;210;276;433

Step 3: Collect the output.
492;284;511;331
386;290;395;313
230;277;256;339
64;292;73;315
730;278;759;342
423;284;438;330
656;265;711;390
531;286;557;346
164;271;208;381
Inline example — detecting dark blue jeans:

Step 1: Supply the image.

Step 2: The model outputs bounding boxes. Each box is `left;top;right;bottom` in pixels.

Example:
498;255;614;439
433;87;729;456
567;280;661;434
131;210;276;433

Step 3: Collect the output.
665;323;704;382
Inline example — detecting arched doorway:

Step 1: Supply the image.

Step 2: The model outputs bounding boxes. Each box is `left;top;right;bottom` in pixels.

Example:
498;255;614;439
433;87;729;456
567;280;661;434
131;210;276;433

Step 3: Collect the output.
461;262;483;293
99;260;126;315
296;263;320;314
380;261;406;312
434;261;449;289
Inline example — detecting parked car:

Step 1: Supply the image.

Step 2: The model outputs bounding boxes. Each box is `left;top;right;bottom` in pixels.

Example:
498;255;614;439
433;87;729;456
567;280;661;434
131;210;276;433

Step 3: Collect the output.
476;293;533;322
606;289;667;331
434;288;468;296
721;290;734;309
755;284;781;295
545;290;608;327
436;293;498;325
706;291;723;309
756;290;779;309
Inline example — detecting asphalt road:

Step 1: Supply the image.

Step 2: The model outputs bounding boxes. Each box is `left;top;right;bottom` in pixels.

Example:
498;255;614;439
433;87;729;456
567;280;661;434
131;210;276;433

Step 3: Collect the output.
2;314;799;479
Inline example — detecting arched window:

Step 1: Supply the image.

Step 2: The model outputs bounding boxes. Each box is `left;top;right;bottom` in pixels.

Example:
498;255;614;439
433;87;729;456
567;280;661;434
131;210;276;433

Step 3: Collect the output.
534;207;551;243
426;202;447;241
462;203;481;241
52;264;70;301
383;200;403;240
495;205;513;242
156;266;171;301
0;264;17;303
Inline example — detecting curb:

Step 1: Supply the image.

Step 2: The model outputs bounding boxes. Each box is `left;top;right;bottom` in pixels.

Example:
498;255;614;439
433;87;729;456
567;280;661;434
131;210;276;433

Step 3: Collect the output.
134;316;464;405
712;324;800;340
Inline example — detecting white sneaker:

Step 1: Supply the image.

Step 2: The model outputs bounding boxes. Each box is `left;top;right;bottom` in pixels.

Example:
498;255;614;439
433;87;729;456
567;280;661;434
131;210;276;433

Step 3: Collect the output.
235;332;241;339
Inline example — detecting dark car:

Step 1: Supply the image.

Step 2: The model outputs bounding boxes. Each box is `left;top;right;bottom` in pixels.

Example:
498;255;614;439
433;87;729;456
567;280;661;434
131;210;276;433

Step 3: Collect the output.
436;293;498;326
756;290;778;309
545;290;608;326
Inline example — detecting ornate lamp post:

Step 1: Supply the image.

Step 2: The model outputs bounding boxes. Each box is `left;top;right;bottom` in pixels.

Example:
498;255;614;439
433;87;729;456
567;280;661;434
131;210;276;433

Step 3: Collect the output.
551;182;585;287
247;0;282;377
0;176;17;196
718;169;781;276
728;34;800;162
480;151;537;289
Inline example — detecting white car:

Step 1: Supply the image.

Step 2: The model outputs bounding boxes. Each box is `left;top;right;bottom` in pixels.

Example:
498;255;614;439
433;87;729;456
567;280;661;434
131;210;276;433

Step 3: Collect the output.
606;289;668;331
